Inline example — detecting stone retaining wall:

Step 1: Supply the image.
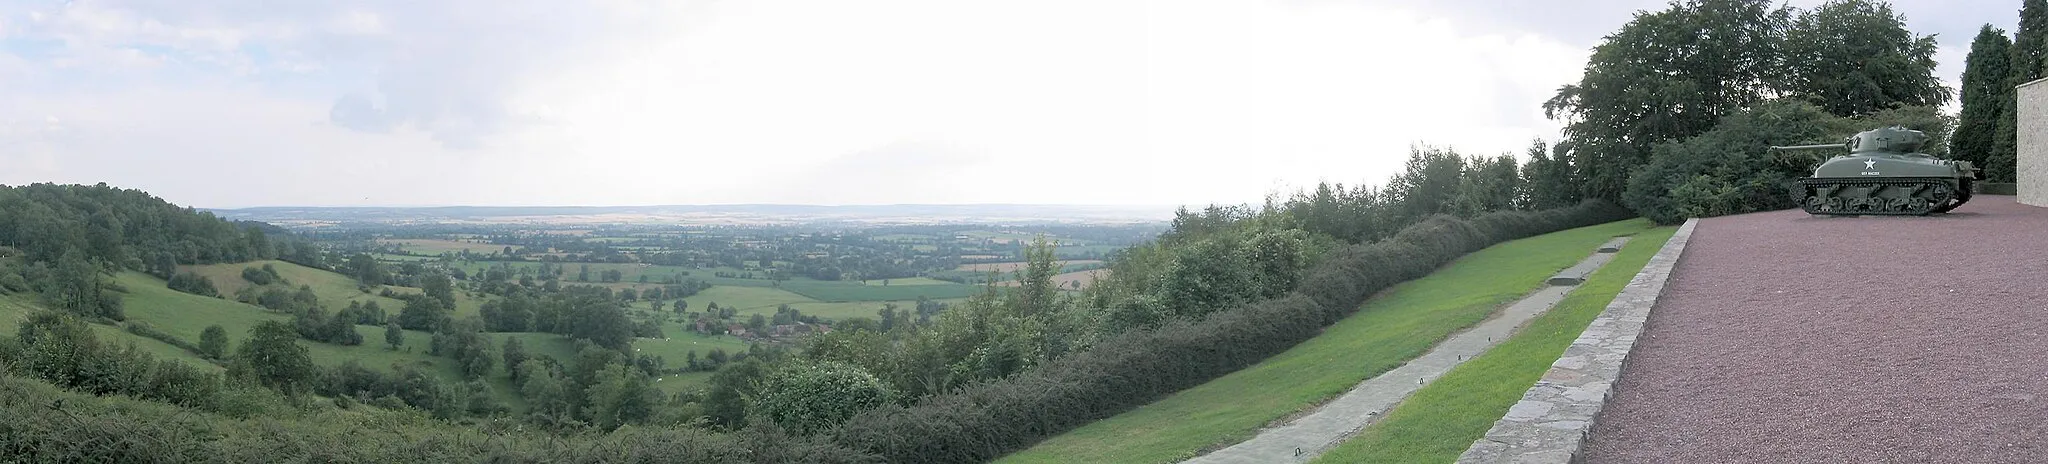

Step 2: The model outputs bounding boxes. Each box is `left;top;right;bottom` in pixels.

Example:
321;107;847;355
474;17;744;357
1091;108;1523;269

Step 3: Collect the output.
1454;218;1698;463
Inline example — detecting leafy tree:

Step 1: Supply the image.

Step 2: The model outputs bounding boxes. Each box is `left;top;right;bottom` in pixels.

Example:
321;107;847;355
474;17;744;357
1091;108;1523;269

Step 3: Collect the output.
503;336;528;381
198;324;229;360
1386;147;1468;220
241;266;275;285
229;321;317;395
1779;0;1949;116
1955;25;2013;171
703;358;768;428
585;363;663;430
167;271;219;297
385;322;404;350
519;359;572;419
396;296;449;331
347;253;383;286
1520;140;1581;209
421;272;455;310
1547;0;1791;201
1447;154;1521;216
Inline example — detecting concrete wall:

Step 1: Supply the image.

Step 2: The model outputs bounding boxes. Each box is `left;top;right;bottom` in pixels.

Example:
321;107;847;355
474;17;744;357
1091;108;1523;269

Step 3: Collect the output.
2021;78;2048;206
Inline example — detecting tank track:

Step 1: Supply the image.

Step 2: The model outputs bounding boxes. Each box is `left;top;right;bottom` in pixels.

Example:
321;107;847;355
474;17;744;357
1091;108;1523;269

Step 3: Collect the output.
1796;177;1958;216
1934;178;1974;213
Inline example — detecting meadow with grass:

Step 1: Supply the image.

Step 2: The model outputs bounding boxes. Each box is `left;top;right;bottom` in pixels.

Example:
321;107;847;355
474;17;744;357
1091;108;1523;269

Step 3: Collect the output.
1311;224;1677;463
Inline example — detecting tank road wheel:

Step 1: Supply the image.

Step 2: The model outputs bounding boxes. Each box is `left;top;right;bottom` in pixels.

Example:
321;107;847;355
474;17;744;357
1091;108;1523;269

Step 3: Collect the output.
1934;180;1970;213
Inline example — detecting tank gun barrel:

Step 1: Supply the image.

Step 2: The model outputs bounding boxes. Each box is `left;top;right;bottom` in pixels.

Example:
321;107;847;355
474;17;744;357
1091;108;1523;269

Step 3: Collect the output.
1770;143;1847;151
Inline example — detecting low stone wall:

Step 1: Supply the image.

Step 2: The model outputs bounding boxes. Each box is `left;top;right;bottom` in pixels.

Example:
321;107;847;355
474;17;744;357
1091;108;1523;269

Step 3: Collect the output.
1454;218;1699;464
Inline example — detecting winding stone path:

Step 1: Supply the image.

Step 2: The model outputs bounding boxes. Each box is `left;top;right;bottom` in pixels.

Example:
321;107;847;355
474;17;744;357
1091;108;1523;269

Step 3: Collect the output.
1184;237;1629;464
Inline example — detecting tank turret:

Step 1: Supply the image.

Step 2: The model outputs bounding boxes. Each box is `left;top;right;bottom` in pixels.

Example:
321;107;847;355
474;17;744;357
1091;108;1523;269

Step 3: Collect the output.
1785;126;1978;216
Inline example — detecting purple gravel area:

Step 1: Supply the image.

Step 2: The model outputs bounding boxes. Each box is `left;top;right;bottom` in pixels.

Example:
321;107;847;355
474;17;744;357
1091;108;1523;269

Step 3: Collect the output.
1582;196;2048;464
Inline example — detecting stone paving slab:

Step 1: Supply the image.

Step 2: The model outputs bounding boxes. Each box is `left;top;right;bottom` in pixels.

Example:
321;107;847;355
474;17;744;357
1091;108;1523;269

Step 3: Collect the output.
1549;237;1628;285
1455;219;1697;464
1184;238;1630;464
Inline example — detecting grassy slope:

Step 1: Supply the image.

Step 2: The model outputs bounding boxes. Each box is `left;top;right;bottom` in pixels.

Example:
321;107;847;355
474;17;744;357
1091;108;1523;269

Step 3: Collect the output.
1312;225;1677;463
178;260;411;311
998;219;1655;464
103;272;529;407
0;292;218;368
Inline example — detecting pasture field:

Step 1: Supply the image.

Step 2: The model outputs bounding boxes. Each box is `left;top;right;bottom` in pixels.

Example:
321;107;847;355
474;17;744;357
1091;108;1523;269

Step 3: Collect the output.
998;219;1655;464
179;260;411;311
857;277;955;286
634;325;752;370
379;238;511;255
475;262;775;288
0;292;216;369
105;272;528;405
953;260;1104;273
777;279;980;302
654;371;716;394
872;233;939;242
1312;225;1677;463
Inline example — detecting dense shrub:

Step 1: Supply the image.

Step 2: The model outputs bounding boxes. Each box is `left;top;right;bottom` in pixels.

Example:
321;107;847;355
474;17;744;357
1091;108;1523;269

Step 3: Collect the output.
241;266;275;285
752;360;894;436
167;271;220;297
5;312;222;408
831;200;1633;462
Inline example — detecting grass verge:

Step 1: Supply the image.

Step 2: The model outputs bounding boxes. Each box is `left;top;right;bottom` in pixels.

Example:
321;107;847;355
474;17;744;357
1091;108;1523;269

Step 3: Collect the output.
997;219;1655;464
1309;225;1677;463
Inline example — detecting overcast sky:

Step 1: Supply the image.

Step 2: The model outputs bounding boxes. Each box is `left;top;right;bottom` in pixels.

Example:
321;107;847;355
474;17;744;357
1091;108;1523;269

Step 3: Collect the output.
0;0;2025;208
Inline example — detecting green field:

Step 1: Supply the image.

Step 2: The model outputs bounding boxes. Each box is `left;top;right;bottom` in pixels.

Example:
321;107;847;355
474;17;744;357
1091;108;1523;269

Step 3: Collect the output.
180;260;411;311
997;219;1656;464
857;277;955;286
635;323;752;370
0;291;218;369
777;279;980;302
379;238;509;255
674;285;950;320
478;262;779;289
1312;225;1676;463
106;271;533;404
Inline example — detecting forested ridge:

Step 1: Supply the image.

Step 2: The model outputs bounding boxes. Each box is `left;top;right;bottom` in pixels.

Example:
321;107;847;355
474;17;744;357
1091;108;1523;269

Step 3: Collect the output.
4;0;2044;462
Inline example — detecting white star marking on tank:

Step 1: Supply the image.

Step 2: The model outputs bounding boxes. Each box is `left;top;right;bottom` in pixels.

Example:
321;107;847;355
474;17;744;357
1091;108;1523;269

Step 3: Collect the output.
1864;159;1876;169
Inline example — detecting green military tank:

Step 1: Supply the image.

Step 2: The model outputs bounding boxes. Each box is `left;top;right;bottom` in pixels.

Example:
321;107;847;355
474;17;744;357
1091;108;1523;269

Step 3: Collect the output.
1776;126;1979;216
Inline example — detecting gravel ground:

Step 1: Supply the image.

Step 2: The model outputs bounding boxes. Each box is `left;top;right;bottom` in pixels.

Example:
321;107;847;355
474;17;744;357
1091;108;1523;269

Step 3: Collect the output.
1582;197;2048;464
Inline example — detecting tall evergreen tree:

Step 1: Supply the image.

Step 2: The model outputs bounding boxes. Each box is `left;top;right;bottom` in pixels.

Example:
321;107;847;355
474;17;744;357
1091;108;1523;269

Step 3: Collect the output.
1955;25;2014;170
1993;0;2048;182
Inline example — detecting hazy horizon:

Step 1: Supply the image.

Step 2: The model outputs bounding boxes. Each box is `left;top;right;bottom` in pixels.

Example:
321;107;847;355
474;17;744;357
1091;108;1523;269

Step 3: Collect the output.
1;0;2024;208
